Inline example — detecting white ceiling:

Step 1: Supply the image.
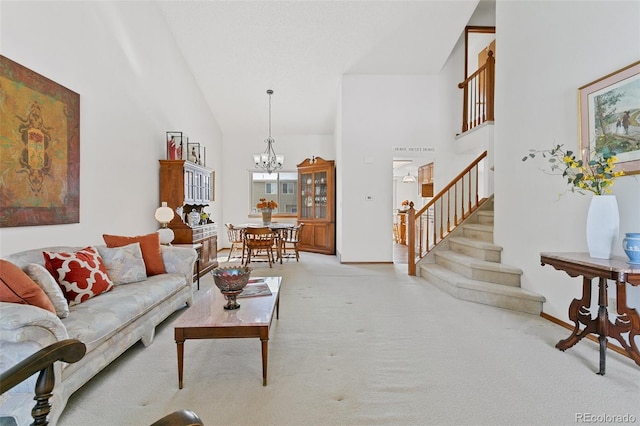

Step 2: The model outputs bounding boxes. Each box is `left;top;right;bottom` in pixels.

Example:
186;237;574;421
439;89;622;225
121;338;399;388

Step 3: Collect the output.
158;0;479;138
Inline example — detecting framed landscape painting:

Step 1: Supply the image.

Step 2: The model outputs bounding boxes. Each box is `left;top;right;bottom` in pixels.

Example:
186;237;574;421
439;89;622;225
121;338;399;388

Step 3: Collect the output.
0;56;80;227
579;60;640;175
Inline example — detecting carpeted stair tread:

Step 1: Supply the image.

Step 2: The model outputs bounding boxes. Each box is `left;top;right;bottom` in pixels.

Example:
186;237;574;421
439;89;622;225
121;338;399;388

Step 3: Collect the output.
420;263;544;301
435;250;521;275
448;236;501;252
462;223;494;232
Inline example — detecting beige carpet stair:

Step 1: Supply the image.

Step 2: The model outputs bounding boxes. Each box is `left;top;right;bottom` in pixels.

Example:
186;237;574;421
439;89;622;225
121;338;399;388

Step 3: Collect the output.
418;204;546;315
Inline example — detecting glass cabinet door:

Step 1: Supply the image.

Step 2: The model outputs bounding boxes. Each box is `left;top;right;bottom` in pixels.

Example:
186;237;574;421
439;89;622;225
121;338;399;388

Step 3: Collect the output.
300;172;313;219
314;171;327;219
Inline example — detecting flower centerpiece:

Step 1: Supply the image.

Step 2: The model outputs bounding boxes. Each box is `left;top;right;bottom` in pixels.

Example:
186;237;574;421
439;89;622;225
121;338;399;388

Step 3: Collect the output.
256;198;277;224
256;198;278;211
522;144;624;196
523;144;625;259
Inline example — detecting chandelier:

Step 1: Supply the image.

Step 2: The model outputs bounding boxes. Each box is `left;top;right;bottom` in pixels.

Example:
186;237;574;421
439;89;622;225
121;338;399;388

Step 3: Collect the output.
253;89;284;174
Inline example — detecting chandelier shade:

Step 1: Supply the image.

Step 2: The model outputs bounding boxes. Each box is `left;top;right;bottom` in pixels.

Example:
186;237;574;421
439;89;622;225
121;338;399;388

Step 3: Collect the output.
402;173;416;183
254;89;284;174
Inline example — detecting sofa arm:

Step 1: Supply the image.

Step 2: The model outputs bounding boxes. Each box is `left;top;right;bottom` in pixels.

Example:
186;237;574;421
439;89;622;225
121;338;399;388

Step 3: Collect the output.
161;245;198;285
0;302;69;347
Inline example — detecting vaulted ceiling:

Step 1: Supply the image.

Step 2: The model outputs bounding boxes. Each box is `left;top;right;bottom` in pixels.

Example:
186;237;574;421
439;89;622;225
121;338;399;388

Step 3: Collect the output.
158;1;479;137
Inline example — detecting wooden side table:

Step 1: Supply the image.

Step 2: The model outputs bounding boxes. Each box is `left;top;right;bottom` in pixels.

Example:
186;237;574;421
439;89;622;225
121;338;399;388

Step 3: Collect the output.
540;252;640;375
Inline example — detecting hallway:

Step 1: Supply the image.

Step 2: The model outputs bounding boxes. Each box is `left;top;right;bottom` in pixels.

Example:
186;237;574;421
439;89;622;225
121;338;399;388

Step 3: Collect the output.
393;242;408;264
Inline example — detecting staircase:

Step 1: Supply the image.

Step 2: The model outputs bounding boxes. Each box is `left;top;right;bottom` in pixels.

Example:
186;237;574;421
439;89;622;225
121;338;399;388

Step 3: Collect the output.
417;200;545;315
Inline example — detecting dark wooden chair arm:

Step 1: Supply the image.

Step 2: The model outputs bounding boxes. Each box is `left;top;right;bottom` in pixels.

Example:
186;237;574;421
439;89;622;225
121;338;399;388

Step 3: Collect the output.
149;409;204;426
0;339;203;425
0;339;86;394
0;339;86;425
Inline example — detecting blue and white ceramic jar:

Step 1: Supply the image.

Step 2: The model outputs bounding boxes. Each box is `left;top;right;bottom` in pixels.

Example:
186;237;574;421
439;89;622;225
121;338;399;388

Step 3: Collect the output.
622;233;640;265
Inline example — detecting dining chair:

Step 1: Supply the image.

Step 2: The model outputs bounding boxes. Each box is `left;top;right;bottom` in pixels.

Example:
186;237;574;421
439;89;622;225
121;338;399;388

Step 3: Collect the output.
280;223;303;262
225;223;245;262
243;227;276;268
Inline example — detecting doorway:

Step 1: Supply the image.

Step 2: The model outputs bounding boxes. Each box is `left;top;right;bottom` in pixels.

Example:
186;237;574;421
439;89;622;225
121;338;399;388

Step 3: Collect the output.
392;155;433;264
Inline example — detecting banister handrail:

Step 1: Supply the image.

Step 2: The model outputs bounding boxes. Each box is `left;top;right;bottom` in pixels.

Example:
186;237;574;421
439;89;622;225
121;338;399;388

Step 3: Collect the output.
408;151;488;275
458;51;494;133
415;151;487;218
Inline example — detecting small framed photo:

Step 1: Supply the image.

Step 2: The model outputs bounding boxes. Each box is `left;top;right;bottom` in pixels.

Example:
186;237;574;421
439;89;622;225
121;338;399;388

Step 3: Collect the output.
187;142;202;165
579;61;640;175
166;131;185;160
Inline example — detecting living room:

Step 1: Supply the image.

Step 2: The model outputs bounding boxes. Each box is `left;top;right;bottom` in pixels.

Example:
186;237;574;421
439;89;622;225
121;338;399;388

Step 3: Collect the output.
1;0;639;424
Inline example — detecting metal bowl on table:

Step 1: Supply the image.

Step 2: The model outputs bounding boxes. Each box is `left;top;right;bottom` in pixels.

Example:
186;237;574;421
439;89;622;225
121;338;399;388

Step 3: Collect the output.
211;266;252;310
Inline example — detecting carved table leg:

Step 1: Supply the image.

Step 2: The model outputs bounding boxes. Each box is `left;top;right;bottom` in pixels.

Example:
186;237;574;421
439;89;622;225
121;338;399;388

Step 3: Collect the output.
596;278;608;375
610;280;640;368
556;276;596;351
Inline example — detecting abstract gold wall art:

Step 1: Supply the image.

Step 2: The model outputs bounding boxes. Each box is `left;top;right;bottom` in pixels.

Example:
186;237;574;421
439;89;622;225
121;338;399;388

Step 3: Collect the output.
0;56;80;227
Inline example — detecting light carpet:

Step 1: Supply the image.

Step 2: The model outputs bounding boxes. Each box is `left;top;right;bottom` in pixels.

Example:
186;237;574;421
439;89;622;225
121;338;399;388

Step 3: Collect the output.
58;252;640;425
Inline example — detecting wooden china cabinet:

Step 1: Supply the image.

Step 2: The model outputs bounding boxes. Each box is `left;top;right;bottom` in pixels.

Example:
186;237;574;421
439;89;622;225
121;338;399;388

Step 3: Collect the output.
297;156;335;254
159;160;218;277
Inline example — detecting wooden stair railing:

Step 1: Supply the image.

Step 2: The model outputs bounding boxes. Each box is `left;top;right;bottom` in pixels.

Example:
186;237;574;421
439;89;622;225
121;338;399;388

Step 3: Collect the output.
408;151;488;275
458;51;495;133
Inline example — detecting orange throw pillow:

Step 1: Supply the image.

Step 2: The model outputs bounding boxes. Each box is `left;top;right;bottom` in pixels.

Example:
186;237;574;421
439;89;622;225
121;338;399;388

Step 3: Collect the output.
43;247;114;306
0;259;56;314
103;232;165;276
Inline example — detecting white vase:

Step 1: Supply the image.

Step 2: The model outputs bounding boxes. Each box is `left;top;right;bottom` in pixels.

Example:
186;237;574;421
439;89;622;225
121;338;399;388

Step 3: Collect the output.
586;195;619;259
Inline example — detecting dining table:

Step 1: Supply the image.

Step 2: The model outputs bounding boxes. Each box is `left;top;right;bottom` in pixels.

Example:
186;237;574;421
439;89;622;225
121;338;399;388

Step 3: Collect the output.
233;223;295;264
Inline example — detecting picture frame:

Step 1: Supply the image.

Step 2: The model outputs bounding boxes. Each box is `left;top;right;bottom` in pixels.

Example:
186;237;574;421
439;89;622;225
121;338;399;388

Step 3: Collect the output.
0;56;80;227
187;142;202;165
579;60;640;175
166;131;185;160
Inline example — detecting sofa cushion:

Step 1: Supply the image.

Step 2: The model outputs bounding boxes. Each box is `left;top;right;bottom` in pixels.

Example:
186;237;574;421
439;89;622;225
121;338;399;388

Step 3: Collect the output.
61;273;187;353
23;263;70;318
97;243;147;285
43;247;114;306
103;233;166;276
0;260;56;314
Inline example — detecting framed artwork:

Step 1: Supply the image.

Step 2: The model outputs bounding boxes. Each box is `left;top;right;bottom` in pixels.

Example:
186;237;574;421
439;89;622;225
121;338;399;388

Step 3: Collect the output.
166;131;185;160
187;142;202;165
579;60;640;175
0;56;80;227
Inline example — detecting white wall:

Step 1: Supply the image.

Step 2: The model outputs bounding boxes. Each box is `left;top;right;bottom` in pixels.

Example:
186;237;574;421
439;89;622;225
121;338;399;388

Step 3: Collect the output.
494;1;640;321
339;75;453;262
0;1;223;256
219;132;333;247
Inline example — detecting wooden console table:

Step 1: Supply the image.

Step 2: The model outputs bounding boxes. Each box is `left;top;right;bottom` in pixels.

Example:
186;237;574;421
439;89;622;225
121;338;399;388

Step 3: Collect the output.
540;252;640;375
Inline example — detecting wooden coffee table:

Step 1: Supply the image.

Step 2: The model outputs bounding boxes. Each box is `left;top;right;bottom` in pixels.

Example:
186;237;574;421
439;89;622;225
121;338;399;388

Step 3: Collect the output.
174;276;281;387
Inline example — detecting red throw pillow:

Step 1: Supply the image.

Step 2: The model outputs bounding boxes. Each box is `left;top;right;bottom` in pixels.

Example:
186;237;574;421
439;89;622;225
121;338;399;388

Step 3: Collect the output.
0;259;56;314
43;247;114;306
102;232;165;276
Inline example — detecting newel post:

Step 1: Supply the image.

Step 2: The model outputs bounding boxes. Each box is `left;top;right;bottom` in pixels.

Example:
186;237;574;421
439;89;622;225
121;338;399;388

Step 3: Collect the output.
408;202;416;276
485;50;495;122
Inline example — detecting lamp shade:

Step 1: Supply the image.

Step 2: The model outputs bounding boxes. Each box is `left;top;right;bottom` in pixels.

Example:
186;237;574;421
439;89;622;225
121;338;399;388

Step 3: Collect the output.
154;202;174;225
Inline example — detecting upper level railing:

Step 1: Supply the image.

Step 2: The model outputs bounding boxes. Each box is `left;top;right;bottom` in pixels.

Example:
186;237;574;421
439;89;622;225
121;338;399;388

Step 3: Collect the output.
458;51;495;133
407;151;488;275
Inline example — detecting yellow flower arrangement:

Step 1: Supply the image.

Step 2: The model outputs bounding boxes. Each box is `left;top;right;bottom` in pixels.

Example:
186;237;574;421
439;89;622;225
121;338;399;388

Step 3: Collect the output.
523;144;624;196
256;198;278;210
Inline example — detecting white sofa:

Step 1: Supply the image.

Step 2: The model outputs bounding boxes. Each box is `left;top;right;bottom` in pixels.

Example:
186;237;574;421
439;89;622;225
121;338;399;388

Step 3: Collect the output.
0;245;197;426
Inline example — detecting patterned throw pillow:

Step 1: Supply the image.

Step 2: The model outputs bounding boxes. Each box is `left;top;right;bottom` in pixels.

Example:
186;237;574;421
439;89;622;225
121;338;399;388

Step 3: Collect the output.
97;242;147;285
103;232;166;276
0;259;56;314
43;246;114;306
24;263;70;318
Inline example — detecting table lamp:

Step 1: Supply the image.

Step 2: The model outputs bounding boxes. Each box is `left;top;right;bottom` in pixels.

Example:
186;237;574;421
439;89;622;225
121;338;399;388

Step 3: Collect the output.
154;202;175;245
